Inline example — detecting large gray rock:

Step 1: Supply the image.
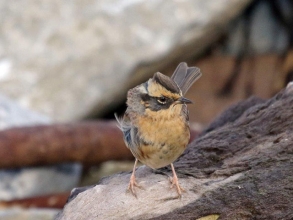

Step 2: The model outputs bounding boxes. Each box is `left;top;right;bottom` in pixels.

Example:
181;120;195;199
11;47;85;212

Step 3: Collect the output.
0;0;252;121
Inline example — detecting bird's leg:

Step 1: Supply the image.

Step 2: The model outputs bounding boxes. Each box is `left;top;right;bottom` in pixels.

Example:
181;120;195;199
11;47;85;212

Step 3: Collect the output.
169;163;185;198
128;159;142;197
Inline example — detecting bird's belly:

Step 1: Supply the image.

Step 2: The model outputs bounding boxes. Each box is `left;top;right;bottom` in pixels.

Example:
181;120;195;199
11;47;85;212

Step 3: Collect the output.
135;110;190;169
138;143;186;169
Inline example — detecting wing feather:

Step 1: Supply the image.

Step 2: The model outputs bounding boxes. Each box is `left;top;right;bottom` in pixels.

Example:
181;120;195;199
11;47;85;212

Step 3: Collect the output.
115;113;142;159
181;104;189;122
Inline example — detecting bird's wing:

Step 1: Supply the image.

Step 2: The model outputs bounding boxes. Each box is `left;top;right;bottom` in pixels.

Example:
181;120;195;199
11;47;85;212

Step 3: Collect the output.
181;104;189;122
171;62;202;95
115;113;141;158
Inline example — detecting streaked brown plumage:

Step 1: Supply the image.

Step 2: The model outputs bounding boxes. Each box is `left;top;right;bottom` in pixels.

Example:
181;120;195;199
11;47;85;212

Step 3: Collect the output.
116;62;202;197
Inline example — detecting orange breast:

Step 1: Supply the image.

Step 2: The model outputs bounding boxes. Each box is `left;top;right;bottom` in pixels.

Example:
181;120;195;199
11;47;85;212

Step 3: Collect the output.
134;105;190;169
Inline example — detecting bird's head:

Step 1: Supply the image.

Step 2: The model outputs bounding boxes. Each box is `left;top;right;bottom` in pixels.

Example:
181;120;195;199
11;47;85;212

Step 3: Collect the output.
127;72;192;115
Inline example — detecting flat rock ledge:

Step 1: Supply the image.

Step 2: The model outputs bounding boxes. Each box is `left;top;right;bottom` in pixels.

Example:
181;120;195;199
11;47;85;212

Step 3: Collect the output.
56;82;293;220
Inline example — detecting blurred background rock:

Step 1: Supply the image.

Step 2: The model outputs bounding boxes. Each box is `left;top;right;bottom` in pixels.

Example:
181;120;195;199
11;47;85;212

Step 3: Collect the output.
0;0;292;219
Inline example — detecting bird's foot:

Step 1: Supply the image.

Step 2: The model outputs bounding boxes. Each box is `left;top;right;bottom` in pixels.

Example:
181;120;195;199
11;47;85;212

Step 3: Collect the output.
128;173;143;198
169;163;186;198
169;175;185;198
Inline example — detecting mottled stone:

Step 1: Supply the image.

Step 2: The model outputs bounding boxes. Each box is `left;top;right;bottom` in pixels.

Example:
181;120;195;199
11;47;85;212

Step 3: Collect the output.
0;0;252;121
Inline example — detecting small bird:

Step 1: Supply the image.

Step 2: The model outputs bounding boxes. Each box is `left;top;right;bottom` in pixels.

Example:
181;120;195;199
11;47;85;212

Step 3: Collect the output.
116;62;202;197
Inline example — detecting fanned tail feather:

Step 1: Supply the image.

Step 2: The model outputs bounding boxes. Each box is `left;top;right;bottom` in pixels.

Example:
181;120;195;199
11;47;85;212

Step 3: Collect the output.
171;62;202;95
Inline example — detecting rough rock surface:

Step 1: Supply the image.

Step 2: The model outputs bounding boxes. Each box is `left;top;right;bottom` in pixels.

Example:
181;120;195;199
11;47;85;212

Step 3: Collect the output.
0;0;251;121
56;83;293;220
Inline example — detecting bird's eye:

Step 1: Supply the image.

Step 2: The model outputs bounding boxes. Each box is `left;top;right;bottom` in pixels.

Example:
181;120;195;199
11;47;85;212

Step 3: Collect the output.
157;96;167;104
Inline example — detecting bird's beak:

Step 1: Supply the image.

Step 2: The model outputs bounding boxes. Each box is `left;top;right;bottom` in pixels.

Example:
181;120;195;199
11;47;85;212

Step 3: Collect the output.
176;96;193;104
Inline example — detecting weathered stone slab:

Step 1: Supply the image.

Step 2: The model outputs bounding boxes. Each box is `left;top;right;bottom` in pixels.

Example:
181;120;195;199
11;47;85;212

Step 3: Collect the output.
56;82;293;219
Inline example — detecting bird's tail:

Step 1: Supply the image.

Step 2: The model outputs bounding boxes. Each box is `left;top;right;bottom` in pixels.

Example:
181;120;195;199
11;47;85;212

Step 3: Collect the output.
171;62;202;95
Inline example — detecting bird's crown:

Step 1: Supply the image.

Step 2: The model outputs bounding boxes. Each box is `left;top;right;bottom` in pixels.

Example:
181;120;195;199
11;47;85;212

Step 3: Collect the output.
152;72;181;95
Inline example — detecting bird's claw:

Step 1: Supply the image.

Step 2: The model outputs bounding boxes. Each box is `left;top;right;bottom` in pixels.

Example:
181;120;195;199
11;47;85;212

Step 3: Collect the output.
128;173;143;197
169;176;185;198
